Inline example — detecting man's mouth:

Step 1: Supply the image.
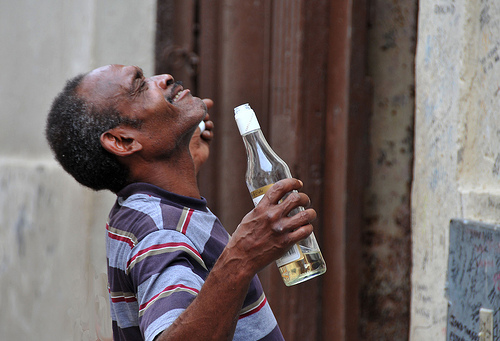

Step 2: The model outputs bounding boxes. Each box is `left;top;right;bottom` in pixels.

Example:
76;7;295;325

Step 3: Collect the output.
166;81;186;104
173;89;187;102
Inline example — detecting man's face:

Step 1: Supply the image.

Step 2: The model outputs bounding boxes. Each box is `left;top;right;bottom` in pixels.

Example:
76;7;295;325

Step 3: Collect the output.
78;64;207;157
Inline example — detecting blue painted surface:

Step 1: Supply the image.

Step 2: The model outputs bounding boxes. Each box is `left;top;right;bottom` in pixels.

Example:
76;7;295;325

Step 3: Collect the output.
447;219;500;341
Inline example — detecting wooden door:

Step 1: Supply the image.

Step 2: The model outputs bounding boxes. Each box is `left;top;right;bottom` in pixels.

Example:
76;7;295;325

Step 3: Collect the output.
155;1;371;340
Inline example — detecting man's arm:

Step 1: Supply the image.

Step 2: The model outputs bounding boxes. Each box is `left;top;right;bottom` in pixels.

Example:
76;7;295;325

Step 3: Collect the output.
156;178;316;341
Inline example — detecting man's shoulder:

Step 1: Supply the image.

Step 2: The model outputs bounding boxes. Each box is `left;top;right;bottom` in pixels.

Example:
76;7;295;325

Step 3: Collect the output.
107;194;183;246
108;190;222;249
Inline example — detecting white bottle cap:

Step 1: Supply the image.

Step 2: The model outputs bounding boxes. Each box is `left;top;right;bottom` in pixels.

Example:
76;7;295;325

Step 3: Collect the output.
234;103;261;135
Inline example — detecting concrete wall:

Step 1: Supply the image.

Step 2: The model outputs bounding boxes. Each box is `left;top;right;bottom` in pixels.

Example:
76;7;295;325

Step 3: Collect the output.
0;0;156;339
411;0;500;339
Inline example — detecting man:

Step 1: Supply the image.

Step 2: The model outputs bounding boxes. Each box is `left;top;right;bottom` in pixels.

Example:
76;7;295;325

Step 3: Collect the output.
46;64;316;341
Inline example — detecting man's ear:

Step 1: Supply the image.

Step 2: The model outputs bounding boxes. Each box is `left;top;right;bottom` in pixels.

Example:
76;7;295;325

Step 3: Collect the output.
100;127;142;157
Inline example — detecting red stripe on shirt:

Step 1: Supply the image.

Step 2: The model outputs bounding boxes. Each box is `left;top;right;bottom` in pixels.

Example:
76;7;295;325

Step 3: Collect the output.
139;284;199;311
110;295;137;304
107;223;135;248
239;297;268;319
126;242;202;269
181;209;194;234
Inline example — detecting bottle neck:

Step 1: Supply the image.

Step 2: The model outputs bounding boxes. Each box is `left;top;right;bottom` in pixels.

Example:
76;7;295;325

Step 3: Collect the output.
242;129;267;154
241;128;283;168
235;103;284;169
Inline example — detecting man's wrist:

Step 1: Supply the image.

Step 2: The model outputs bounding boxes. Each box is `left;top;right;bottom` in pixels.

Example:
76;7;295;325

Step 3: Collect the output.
213;247;256;286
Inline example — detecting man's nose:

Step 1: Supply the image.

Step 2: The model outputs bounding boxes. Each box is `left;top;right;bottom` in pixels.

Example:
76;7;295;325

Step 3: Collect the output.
151;74;174;90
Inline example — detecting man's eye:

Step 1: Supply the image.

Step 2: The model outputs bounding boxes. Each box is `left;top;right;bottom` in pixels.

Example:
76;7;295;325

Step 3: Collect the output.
132;79;148;95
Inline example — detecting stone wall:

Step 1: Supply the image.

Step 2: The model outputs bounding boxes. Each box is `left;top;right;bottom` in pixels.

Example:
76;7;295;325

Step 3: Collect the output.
411;0;500;339
0;1;155;339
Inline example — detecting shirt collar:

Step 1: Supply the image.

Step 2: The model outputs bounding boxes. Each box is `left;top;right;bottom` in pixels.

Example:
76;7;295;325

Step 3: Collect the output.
117;182;208;212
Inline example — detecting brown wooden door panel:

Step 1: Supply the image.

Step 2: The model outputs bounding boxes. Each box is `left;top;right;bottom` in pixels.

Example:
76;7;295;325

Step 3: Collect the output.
155;1;374;340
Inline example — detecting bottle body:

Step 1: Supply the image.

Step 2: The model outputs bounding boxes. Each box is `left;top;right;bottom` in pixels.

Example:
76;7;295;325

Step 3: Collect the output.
235;104;327;286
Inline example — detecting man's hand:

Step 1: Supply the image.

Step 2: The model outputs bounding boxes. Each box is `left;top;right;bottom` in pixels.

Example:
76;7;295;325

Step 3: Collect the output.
189;98;214;175
223;178;317;277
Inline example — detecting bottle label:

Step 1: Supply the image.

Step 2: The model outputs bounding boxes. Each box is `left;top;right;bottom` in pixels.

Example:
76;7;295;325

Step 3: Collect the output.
250;184;274;206
276;244;302;267
250;184;302;267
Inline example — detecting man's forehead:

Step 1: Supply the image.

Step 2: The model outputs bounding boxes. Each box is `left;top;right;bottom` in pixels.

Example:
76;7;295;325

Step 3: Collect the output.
78;64;128;102
88;64;124;77
85;64;125;85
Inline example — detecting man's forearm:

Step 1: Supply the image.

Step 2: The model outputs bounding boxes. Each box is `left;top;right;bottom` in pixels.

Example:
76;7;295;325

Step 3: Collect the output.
156;248;253;341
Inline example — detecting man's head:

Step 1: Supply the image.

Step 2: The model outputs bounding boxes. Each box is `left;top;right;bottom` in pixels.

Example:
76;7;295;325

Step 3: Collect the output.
46;65;207;193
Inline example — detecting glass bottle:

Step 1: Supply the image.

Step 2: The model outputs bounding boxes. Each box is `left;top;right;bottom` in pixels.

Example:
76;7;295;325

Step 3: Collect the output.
234;103;327;286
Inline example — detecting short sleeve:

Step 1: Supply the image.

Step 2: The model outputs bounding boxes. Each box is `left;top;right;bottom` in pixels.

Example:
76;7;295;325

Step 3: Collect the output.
128;229;208;341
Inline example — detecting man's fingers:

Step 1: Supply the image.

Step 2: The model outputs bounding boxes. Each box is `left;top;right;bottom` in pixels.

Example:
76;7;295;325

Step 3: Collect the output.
271;207;316;234
201;129;213;141
202;98;214;109
289;207;317;227
262;178;303;205
279;192;310;216
286;223;314;243
270;206;316;243
203;119;214;130
200;119;214;141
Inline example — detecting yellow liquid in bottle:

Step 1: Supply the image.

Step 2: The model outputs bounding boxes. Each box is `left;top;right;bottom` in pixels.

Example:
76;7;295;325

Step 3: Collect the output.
278;250;327;286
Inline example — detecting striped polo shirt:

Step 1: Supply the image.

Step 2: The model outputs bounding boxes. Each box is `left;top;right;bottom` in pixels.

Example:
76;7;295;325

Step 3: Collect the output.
106;182;284;341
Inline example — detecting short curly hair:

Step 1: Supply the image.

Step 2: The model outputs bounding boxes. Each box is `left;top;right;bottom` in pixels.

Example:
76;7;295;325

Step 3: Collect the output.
45;73;141;193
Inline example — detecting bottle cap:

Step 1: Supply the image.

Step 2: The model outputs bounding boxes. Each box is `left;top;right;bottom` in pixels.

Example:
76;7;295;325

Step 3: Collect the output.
234;103;261;135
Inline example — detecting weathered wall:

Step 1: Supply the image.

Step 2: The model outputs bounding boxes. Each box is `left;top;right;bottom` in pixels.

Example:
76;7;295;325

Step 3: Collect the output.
0;0;155;339
361;0;417;339
411;0;500;339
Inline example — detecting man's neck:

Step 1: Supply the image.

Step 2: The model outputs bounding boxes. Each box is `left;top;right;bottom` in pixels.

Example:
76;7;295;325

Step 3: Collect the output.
127;153;201;199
